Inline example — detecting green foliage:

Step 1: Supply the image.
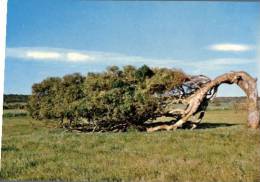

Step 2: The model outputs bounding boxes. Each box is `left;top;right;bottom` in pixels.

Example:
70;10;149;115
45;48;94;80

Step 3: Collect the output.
134;64;154;81
147;68;187;94
28;65;187;130
28;74;85;122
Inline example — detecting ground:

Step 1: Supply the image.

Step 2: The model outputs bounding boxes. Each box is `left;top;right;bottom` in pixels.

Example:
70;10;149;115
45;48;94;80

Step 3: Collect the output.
1;110;260;182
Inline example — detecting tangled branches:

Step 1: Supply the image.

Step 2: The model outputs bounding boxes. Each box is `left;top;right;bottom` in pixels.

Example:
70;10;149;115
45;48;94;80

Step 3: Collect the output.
147;71;259;132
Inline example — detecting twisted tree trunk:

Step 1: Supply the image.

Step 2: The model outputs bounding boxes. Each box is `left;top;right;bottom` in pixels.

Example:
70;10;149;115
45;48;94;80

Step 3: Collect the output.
147;71;259;132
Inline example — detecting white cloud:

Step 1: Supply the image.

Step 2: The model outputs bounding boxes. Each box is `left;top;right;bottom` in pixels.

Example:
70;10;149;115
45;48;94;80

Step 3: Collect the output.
5;47;256;76
204;58;254;66
67;52;92;62
179;58;256;76
5;47;181;65
6;47;94;63
208;43;253;52
26;51;61;60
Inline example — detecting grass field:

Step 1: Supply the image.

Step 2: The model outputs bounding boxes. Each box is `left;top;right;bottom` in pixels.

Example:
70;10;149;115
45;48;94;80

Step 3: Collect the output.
1;110;260;182
3;109;28;117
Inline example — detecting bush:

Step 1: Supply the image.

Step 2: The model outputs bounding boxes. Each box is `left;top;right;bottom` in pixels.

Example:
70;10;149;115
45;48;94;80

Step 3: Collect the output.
28;65;187;131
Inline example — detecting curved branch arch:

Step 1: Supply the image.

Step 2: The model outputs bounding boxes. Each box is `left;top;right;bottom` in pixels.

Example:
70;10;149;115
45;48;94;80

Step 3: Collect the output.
147;71;259;132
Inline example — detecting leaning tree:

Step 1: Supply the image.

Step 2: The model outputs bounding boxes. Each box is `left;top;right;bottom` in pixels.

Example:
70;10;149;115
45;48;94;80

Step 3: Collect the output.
147;71;259;132
28;65;259;132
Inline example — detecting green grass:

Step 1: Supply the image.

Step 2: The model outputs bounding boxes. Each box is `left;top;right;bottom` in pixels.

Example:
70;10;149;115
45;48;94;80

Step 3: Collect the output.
3;109;28;117
3;109;27;114
1;110;260;182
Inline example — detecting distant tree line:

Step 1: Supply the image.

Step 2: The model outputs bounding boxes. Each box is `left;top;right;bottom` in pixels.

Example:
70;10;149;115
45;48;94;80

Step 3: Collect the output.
3;94;29;110
27;65;187;131
4;94;29;103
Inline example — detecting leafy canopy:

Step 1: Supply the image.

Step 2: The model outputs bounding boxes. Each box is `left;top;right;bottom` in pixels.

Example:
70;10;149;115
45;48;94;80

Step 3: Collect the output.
28;65;187;131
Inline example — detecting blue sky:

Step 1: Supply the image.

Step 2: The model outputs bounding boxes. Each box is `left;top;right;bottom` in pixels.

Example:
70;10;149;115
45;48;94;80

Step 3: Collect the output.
4;1;260;96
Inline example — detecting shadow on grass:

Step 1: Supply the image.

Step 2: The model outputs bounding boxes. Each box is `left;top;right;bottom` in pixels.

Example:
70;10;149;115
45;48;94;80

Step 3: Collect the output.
196;122;240;129
144;121;240;130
